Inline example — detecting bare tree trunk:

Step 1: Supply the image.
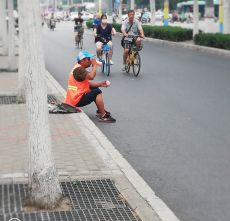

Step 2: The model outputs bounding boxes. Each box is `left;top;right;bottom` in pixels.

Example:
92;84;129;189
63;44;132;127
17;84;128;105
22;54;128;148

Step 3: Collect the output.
193;0;199;36
118;0;122;23
130;0;134;10
204;0;215;33
224;0;230;33
20;0;62;209
150;0;156;25
8;0;17;71
0;0;8;55
17;0;26;102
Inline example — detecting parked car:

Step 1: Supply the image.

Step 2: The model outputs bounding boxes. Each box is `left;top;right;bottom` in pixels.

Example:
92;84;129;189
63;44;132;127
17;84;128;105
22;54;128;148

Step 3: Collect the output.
81;11;94;21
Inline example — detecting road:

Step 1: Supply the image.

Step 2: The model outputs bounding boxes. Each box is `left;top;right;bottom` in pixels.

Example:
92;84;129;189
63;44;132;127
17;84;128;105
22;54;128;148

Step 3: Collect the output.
42;21;230;221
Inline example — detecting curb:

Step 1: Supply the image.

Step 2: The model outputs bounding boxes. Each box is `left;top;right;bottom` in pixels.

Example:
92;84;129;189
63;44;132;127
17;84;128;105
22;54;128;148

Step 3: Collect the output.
45;70;180;221
116;32;230;58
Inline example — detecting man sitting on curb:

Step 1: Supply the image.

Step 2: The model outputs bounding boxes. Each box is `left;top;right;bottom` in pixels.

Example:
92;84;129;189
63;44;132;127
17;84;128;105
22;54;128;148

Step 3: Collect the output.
63;50;116;123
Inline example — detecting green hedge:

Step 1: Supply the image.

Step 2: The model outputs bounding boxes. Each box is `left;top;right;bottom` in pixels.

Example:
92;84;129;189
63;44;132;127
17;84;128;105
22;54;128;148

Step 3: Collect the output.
194;33;230;50
87;21;193;42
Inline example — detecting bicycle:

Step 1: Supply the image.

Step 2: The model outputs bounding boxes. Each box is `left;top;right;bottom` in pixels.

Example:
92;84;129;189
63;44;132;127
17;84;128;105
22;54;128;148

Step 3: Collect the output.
125;35;143;77
74;25;84;49
97;36;111;76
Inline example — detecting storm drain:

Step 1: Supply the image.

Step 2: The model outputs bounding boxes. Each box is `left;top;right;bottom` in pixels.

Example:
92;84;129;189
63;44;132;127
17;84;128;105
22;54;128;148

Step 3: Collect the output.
0;95;59;105
47;94;60;104
0;95;17;104
0;180;141;221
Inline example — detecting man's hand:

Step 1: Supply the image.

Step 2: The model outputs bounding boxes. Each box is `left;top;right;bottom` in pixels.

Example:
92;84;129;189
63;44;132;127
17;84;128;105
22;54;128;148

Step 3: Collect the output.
91;59;97;66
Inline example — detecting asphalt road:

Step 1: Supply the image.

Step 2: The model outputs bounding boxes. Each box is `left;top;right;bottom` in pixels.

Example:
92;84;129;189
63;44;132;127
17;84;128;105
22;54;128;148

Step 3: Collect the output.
42;21;230;221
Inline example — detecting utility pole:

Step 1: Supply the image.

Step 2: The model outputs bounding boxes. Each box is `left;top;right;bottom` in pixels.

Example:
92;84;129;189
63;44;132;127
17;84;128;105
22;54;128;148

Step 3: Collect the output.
0;0;8;55
193;0;199;37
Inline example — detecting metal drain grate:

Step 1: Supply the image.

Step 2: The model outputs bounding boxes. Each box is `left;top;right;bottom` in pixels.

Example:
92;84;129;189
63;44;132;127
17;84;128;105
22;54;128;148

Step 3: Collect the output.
47;95;59;104
0;180;141;221
0;95;17;104
61;180;125;210
3;208;140;221
0;95;59;105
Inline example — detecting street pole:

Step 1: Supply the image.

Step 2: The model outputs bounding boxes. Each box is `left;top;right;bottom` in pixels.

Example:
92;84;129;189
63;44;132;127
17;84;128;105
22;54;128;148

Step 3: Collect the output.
163;0;169;26
0;0;8;55
204;0;215;33
193;0;199;37
219;0;224;33
150;0;155;25
223;0;230;33
8;0;17;71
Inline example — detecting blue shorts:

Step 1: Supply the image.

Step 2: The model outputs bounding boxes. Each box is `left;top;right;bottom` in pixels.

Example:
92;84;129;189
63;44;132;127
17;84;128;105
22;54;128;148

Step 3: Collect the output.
77;88;102;107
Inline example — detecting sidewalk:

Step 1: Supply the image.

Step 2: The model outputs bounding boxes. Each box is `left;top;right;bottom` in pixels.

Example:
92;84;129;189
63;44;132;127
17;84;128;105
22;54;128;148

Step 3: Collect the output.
0;56;180;221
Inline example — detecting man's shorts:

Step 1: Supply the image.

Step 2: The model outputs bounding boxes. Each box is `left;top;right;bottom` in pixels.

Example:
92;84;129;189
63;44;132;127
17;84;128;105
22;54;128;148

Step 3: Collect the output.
76;88;102;107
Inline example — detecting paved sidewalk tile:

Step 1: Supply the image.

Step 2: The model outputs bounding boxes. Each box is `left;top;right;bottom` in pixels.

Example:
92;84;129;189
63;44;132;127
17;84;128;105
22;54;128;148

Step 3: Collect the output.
0;103;119;179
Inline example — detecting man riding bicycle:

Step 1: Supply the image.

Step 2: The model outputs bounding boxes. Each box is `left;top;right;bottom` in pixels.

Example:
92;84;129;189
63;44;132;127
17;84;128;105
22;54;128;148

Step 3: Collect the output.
74;12;84;46
121;10;145;71
94;14;116;65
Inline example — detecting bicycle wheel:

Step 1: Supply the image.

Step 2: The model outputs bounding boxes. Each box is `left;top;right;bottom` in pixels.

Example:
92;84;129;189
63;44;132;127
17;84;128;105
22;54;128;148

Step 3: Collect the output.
125;63;130;73
105;52;110;76
101;52;105;73
132;52;141;76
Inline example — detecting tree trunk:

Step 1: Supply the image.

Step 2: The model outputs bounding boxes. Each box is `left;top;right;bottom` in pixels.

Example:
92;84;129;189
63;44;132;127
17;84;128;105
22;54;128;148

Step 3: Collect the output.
224;0;230;33
0;0;8;55
8;0;17;71
119;0;122;23
17;0;26;102
20;0;62;209
150;0;156;25
130;0;134;10
193;0;199;36
204;0;215;33
164;0;169;26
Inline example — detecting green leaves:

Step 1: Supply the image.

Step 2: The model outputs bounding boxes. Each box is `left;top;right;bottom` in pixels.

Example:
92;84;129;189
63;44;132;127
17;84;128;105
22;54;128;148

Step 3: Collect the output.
194;33;230;50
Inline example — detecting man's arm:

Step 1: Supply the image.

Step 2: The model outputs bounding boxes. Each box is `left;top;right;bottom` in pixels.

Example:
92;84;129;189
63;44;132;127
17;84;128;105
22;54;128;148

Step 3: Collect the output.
93;26;97;37
121;21;128;37
90;81;108;88
111;27;116;36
